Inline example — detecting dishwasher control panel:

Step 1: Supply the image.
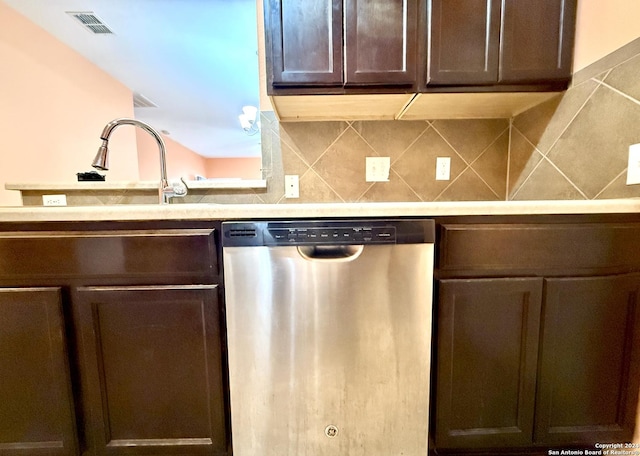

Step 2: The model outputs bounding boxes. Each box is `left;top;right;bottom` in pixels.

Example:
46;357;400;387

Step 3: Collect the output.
222;219;435;247
268;226;395;244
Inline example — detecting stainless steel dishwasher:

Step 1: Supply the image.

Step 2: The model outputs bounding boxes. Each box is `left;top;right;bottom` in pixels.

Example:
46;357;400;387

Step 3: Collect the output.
222;219;435;456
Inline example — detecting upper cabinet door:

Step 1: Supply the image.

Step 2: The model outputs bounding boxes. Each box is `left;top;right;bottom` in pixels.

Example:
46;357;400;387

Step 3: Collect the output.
344;0;418;86
499;0;576;83
267;0;343;86
428;0;502;85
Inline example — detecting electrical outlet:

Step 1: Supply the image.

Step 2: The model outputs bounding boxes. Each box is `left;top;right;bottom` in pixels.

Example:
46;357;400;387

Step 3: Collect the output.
436;157;451;181
626;143;640;185
42;194;67;206
285;175;299;198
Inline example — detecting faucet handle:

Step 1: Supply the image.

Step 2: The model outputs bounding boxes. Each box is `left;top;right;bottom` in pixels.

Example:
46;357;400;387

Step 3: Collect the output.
165;178;188;198
159;179;187;203
172;180;188;197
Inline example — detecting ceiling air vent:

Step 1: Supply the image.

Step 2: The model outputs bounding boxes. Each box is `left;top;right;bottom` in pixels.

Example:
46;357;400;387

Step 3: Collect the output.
67;12;114;34
133;92;158;108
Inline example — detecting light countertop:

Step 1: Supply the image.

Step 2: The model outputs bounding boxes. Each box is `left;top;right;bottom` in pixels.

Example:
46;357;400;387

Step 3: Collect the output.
0;199;639;223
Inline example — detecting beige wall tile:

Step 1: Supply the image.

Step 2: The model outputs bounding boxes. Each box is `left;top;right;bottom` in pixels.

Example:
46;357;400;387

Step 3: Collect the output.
279;121;349;166
602;53;640;101
197;191;264;204
508;129;544;197
259;125;286;203
432;119;509;164
513;80;599;156
281;141;310;177
596;173;640;199
437;168;500;202
359;172;422;202
351;120;429;163
313;128;376;202
285;170;341;204
546;85;640;198
392;128;467;201
471;131;510;198
511;160;586;200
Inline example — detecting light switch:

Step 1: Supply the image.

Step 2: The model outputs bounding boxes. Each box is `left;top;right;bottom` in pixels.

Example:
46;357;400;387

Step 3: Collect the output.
366;157;390;182
626;143;640;185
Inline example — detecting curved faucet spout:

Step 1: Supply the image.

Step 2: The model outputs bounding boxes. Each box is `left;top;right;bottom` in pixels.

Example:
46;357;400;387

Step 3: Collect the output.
92;117;184;204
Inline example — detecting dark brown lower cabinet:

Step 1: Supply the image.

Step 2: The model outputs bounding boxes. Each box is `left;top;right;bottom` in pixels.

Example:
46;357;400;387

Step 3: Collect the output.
435;278;543;448
536;274;640;444
0;287;77;456
0;223;226;456
435;273;640;451
74;285;227;456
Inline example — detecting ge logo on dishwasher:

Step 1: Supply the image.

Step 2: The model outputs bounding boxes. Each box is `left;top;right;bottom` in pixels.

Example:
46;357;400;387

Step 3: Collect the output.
324;425;339;438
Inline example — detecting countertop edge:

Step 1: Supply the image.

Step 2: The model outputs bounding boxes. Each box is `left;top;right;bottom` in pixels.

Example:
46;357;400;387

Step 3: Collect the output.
5;179;267;191
0;200;639;222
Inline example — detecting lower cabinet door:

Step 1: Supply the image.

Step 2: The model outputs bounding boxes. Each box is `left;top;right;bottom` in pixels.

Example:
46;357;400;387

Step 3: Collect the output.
535;274;640;445
75;285;227;456
435;278;543;449
0;287;78;456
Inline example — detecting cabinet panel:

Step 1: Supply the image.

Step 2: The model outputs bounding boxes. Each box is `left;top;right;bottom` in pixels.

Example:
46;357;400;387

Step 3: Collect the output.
267;0;343;86
500;0;576;83
439;222;640;274
428;0;575;86
344;0;417;85
75;285;227;455
536;274;640;444
0;288;77;456
435;278;543;448
428;0;501;85
0;228;217;282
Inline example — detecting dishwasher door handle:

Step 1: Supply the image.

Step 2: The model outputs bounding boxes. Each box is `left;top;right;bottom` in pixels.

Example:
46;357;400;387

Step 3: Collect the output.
297;244;364;261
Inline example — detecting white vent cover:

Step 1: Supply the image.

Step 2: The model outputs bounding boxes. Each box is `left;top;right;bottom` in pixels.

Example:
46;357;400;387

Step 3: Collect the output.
66;12;113;34
133;92;158;108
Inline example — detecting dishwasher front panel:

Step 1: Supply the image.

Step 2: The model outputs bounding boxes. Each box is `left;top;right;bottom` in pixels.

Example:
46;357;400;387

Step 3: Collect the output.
223;238;433;456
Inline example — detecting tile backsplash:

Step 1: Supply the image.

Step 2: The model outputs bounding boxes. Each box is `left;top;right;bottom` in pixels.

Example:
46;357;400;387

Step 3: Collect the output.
262;117;510;203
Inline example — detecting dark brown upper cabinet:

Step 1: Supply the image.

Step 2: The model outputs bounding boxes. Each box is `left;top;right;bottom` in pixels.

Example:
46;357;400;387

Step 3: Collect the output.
265;0;418;90
428;0;502;85
344;0;418;85
266;0;343;87
428;0;576;87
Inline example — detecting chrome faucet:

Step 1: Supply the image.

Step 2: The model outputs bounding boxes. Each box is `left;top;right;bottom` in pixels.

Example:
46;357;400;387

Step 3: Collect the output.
92;117;186;204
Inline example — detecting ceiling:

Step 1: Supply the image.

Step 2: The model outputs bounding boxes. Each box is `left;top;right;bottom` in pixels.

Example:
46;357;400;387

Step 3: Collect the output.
2;0;261;158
